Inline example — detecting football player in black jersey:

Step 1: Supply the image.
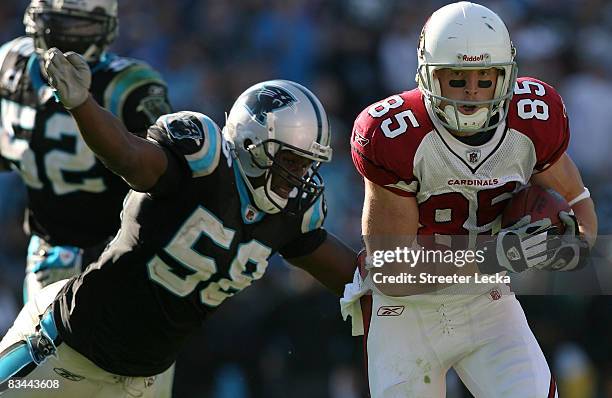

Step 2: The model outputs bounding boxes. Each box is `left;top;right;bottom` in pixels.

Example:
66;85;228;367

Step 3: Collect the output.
0;0;172;303
0;49;357;397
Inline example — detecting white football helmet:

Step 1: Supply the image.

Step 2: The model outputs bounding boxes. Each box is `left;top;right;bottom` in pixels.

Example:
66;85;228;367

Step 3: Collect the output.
416;2;517;133
24;0;118;63
223;80;332;215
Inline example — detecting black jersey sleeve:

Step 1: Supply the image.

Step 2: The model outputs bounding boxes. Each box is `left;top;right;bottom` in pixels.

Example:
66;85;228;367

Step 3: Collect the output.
279;228;328;259
146;111;223;196
101;61;172;136
279;193;328;258
121;82;172;136
146;142;189;198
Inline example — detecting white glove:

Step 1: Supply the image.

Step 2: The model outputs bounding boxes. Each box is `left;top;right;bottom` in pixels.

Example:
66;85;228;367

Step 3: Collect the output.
43;48;91;109
340;267;368;336
340;250;369;336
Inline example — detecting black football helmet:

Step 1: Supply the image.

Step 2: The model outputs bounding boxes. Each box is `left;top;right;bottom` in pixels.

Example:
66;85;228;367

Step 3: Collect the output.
24;0;118;63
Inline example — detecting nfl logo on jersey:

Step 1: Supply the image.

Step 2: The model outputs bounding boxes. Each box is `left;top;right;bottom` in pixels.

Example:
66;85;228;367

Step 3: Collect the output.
466;149;481;164
245;205;259;222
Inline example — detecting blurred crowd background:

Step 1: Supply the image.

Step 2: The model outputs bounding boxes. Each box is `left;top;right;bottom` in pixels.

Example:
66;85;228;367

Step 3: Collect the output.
1;0;612;397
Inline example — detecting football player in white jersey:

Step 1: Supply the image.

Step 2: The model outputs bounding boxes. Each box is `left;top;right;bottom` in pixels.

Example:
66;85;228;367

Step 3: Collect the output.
342;2;597;397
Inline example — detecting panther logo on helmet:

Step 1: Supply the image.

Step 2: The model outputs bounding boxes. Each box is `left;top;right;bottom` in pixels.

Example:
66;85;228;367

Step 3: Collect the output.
242;85;297;126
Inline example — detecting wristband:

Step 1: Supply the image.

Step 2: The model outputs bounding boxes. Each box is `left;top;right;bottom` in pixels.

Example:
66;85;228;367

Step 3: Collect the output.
568;187;590;207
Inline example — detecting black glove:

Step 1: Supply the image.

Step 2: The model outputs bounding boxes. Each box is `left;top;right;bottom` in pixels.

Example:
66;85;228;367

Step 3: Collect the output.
535;211;590;271
478;215;555;274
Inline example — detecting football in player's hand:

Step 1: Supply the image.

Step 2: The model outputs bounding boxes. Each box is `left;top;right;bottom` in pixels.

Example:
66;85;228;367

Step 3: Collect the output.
501;185;571;233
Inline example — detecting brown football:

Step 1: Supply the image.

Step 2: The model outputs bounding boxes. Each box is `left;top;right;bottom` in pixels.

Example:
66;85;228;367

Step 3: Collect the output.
501;185;571;233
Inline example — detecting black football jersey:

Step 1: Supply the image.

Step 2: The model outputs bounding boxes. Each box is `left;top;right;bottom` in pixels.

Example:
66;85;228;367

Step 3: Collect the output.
52;112;328;376
0;37;172;247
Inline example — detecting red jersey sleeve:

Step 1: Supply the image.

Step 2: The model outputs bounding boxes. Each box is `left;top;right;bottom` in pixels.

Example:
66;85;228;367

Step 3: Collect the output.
507;77;570;172
350;89;433;197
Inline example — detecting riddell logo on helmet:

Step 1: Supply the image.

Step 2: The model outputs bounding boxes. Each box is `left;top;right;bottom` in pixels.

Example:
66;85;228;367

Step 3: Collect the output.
462;54;488;62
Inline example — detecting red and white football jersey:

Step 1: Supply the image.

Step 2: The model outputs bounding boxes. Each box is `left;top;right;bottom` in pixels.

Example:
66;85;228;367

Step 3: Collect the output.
351;77;569;244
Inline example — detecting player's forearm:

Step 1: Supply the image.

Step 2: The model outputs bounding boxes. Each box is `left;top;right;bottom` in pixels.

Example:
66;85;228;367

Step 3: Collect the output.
572;198;597;247
313;234;358;295
69;96;134;170
288;233;357;296
69;96;166;190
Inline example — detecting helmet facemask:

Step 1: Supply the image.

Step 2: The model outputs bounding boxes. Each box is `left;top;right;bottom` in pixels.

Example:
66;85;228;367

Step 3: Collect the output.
417;60;517;134
24;3;118;63
223;80;332;216
245;139;327;216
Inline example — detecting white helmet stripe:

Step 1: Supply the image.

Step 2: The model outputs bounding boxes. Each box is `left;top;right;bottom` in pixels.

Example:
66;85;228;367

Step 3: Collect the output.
289;81;324;145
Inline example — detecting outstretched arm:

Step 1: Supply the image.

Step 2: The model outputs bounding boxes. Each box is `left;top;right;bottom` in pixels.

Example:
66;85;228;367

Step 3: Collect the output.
286;233;357;296
43;48;167;191
69;97;167;191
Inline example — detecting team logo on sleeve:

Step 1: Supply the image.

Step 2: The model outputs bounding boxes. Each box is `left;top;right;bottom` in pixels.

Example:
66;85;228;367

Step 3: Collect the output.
242;85;297;126
466;149;481;164
166;114;203;146
137;87;172;124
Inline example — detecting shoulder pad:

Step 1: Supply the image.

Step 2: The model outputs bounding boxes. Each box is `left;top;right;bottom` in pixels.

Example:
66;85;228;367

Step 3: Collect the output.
351;88;433;196
100;54;141;73
300;193;327;233
148;111;222;177
101;56;167;117
507;77;569;171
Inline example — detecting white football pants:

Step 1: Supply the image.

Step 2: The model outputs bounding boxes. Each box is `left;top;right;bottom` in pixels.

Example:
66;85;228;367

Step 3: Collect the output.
361;284;558;397
0;280;174;398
